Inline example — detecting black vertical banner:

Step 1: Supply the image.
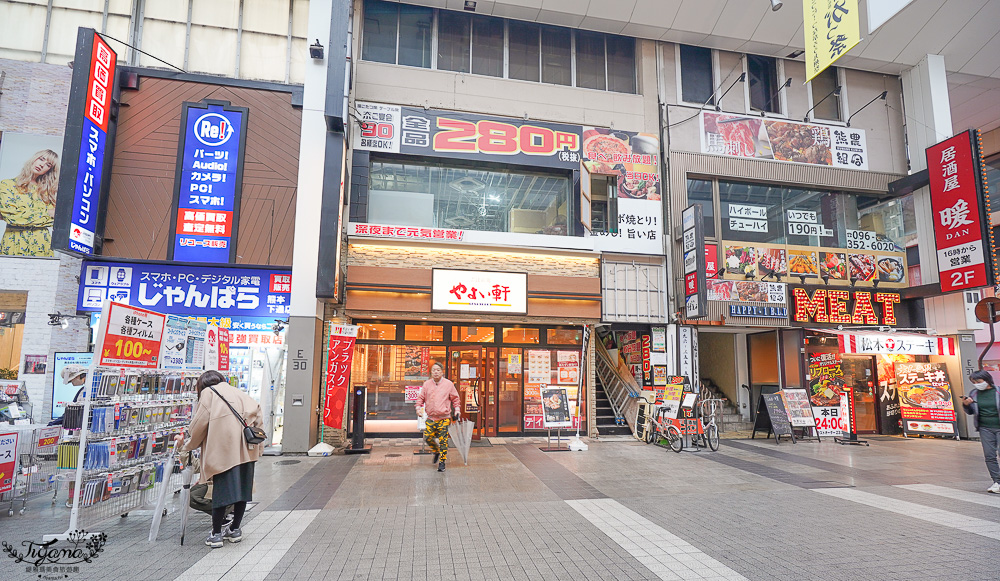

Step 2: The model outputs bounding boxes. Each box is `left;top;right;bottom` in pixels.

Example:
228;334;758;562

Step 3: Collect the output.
683;204;707;318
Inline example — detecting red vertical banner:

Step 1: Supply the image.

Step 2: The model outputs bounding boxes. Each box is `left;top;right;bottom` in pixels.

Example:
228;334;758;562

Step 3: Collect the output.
324;325;360;429
217;328;231;373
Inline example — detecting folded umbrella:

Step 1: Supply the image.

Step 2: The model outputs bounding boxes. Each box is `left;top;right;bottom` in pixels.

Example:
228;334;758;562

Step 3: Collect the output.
178;466;193;545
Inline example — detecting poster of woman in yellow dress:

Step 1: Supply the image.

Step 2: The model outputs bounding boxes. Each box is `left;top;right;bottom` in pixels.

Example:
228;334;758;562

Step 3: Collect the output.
0;133;63;257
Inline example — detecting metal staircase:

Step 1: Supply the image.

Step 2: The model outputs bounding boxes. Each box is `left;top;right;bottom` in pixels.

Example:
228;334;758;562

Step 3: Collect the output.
594;339;644;438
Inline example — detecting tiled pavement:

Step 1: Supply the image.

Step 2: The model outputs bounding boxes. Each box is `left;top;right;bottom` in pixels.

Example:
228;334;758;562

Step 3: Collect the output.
2;436;1000;580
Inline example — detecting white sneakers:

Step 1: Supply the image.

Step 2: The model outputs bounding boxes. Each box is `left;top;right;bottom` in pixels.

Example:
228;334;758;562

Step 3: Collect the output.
988;482;1000;494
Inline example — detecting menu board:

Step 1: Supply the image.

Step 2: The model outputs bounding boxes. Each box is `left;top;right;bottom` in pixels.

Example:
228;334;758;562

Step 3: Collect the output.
527;349;551;384
894;362;957;436
540;387;573;428
707;279;786;303
557;351;580;385
808;352;846;436
780;389;816;427
720;241;906;289
762;394;794;436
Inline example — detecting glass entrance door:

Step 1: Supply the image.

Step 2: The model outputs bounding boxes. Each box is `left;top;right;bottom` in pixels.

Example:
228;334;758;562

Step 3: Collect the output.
842;356;878;433
448;347;498;439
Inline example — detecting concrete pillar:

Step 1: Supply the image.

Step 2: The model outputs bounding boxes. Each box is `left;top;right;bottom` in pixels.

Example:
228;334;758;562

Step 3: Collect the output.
282;0;333;454
901;54;953;286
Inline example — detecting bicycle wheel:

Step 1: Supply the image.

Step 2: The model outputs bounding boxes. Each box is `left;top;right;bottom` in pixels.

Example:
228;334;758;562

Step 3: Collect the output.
644;421;656;444
706;424;720;451
665;425;683;453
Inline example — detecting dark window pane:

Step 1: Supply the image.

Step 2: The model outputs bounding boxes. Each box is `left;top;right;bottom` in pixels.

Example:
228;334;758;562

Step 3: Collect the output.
576;31;606;90
398;4;432;68
606;35;636;93
747;54;778;112
472;15;504;77
810;66;841;120
687;178;715;237
540;25;571;86
438;11;471;73
719;180;785;245
680;45;713;104
508;21;539;81
362;0;398;64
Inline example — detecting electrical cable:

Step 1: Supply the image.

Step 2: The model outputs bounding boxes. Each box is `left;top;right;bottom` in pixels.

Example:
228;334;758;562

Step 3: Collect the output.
99;33;187;74
666;58;746;129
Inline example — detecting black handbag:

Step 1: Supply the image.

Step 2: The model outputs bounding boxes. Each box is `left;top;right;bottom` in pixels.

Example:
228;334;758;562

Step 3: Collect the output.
208;385;267;445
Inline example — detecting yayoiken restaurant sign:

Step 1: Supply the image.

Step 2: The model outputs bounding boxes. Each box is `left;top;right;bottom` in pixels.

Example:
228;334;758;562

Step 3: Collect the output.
790;287;900;326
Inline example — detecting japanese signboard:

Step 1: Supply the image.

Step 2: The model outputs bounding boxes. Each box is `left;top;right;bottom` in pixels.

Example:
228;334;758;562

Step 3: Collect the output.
354;101;582;169
204;326;231;373
721;242;906;288
780;389;816;427
808;352;846;435
53;28;117;255
894;362;957;437
761;393;795;439
540;387;573;428
683;205;708;319
431;269;527;315
96;301;166;368
927;130;992;293
169;100;248;263
78;261;292;321
701;111;868;170
349;223;464;241
790;287;900;326
837;331;956;356
324;325;359;429
0;432;17;495
556;351;580;385
804;0;861;82
527;349;551;385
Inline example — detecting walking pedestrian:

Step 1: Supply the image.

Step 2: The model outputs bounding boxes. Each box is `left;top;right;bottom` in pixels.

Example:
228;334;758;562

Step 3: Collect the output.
415;362;460;472
961;370;1000;493
177;370;263;547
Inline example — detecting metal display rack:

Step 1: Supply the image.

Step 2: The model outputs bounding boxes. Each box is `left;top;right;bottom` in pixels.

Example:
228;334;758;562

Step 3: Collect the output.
43;367;199;541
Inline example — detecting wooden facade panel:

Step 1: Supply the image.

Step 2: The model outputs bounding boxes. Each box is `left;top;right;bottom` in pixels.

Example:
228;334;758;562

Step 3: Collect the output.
102;75;301;266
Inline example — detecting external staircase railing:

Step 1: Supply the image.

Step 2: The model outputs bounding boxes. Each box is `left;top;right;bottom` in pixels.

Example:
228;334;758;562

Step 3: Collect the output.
595;339;645;439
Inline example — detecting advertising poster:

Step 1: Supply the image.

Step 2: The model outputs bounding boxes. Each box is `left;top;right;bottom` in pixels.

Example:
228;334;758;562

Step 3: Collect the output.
540;387;572;428
217;327;231;372
895;362;957;436
324;325;359;429
0;133;64;257
701;111;868;170
204;325;221;371
527;349;551;384
780;389;816;427
51;352;93;420
22;354;47;374
808;352;846;436
660;381;685;419
557;351;580;385
185;319;207;370
404;386;421;403
404;346;431;380
507;353;521;375
653;366;667;386
160;315;190;370
0;432;17;495
96;302;166;368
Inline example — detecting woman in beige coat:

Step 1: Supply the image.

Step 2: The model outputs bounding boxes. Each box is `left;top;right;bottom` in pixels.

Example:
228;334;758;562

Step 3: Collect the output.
179;370;263;548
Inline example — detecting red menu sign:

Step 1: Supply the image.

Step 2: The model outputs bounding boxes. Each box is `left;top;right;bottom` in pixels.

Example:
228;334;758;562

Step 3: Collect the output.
97;302;166;368
0;432;17;495
323;325;359;429
926;131;990;293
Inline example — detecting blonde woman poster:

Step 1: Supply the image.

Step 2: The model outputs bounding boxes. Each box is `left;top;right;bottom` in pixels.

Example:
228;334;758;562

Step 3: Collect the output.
0;133;64;257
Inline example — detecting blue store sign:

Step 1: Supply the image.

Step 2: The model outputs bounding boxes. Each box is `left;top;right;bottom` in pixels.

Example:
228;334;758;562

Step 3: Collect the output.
78;261;291;322
729;304;788;318
170;100;249;263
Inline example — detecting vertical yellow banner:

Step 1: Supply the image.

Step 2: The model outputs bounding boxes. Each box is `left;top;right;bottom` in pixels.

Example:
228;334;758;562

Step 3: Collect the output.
804;0;861;82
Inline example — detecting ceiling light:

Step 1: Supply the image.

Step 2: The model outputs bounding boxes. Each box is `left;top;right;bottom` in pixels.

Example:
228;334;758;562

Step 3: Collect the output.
770;0;783;11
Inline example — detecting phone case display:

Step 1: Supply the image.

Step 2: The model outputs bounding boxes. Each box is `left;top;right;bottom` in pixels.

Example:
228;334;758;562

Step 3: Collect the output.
53;368;197;533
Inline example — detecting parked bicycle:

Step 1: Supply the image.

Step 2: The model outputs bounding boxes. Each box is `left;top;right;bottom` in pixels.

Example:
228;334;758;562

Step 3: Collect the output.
644;396;722;453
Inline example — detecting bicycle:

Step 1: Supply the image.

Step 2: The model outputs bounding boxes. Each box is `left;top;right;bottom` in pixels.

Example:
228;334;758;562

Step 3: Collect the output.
644;396;722;453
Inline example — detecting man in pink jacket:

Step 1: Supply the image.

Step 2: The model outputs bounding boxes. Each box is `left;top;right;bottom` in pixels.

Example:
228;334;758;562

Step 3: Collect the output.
415;362;460;472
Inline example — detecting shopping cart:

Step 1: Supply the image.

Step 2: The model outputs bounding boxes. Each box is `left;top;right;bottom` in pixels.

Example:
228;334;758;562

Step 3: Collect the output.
2;425;64;516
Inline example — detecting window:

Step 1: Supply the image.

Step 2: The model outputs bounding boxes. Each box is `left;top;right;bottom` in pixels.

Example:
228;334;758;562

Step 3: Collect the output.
576;31;606;90
606;36;636;94
719;181;785;245
747;54;779;113
360;1;637;93
398;4;433;68
503;327;540;344
358;323;397;341
540;25;572;86
361;0;398;64
680;45;714;105
590;175;618;234
508;20;540;82
810;67;841;121
686;178;715;237
368;159;572;235
472;15;504;77
404;325;444;341
437;10;471;73
546;329;582;345
452;326;496;342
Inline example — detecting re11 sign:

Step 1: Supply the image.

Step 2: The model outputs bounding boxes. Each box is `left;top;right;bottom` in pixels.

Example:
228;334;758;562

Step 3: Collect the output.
97;302;166;368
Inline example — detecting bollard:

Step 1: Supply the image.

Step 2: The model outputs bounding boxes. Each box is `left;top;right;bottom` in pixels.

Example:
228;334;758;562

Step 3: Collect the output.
345;384;372;454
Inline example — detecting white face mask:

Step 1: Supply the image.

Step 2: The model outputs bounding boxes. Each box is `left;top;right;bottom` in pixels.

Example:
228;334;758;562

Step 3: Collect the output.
972;381;989;390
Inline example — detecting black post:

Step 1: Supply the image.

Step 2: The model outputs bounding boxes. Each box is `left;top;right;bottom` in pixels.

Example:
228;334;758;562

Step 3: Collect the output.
345;384;372;454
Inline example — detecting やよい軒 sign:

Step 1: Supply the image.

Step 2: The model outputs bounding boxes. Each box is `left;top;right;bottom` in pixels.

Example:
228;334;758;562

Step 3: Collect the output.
169;100;248;263
431;269;527;315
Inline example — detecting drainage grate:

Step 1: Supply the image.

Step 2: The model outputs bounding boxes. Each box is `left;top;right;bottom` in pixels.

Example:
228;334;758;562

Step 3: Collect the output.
274;460;301;466
385;453;402;458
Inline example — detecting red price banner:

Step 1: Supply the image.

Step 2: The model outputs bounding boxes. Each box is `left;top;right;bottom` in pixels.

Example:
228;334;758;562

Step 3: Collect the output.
0;432;18;495
323;325;359;429
36;427;61;449
217;328;230;372
98;302;166;368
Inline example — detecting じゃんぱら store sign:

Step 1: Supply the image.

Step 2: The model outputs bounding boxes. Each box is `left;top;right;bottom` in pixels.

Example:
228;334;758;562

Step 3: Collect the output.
790;287;900;326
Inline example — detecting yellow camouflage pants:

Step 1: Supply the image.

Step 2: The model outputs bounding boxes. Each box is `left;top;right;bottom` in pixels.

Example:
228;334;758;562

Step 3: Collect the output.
424;418;450;462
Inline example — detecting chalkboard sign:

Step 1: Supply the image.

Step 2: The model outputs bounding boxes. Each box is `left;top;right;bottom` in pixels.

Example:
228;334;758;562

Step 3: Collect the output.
760;393;796;444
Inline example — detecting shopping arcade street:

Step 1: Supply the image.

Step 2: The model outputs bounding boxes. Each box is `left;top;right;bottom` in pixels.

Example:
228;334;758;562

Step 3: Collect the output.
1;436;998;581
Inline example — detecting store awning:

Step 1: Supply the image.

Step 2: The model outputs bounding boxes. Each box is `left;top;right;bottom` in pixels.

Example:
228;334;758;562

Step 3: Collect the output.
811;329;957;356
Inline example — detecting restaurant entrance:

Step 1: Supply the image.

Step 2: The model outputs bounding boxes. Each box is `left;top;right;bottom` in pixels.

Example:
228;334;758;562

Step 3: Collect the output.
841;355;878;433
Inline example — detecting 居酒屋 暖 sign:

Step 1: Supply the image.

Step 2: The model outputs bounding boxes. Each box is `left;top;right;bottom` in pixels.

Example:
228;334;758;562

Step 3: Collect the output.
790;287;900;326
